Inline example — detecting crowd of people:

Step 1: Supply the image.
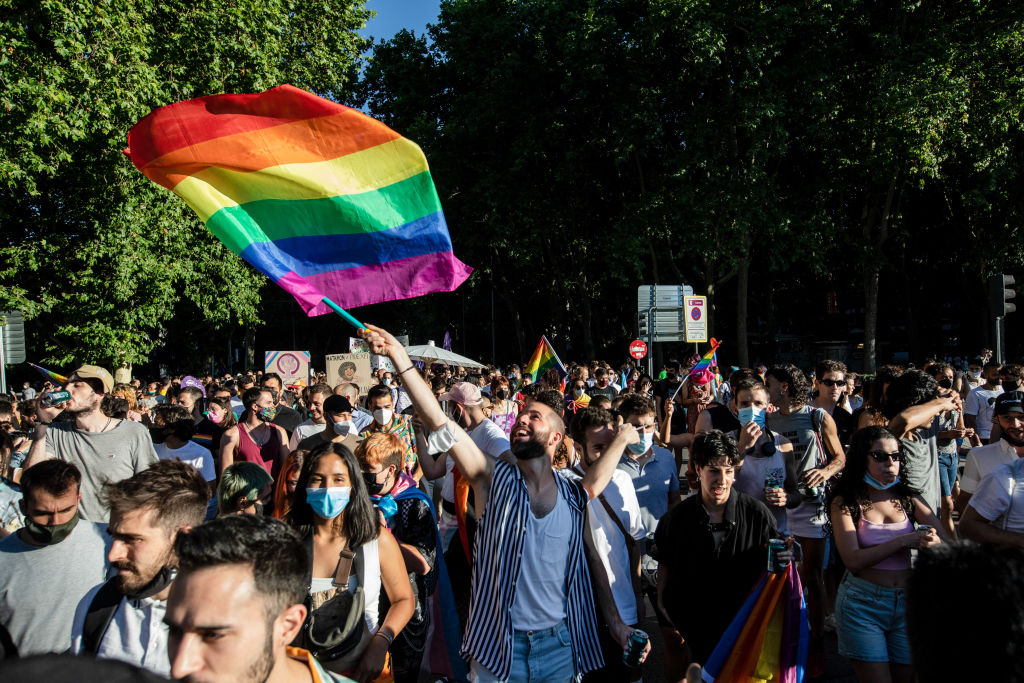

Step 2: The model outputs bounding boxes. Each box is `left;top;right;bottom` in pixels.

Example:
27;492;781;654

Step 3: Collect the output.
0;331;1023;682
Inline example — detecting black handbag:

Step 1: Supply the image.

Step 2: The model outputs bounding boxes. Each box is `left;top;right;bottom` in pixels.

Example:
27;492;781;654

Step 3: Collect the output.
303;538;368;661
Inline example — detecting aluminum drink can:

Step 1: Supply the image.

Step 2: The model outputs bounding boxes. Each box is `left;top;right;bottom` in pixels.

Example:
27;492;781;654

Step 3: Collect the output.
622;629;649;668
767;538;788;573
917;524;933;535
40;390;70;407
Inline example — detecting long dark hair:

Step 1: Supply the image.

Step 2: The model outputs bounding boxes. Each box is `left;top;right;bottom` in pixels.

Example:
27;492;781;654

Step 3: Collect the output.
284;441;378;548
828;425;917;527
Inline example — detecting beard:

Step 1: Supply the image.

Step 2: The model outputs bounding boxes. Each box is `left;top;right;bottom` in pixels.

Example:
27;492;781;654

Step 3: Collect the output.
113;547;175;595
511;438;547;461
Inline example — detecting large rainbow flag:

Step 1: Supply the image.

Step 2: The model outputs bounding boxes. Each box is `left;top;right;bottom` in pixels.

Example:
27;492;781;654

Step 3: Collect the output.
524;335;567;384
125;85;473;315
701;564;809;683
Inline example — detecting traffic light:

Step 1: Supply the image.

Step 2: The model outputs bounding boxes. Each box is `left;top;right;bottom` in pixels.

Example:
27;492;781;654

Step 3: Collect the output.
989;274;1017;316
638;311;649;337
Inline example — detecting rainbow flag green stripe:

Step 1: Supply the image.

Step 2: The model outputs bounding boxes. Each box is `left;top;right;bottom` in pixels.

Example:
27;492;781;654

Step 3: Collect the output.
525;335;567;383
126;85;472;315
204;171;442;255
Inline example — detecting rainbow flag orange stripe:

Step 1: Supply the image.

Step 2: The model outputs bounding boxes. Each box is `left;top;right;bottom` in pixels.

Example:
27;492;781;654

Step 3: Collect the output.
524;335;567;383
126;85;472;315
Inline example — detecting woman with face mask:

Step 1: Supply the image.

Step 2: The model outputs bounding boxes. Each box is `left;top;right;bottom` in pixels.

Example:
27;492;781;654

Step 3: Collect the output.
285;442;414;680
487;376;518;436
829;426;945;683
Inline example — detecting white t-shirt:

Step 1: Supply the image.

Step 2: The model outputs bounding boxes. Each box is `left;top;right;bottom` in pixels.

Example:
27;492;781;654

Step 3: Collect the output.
441;419;510;502
289;419;326;451
734;433;789;535
961;438;1021;493
560;467;645;624
965;385;1003;439
968;458;1024;533
511;489;570;630
154;441;216;481
71;591;169;676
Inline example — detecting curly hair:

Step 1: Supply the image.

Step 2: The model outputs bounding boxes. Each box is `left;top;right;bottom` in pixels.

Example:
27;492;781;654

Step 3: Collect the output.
691;429;742;468
617;394;656;420
765;364;810;407
882;369;938;420
827;426;917;528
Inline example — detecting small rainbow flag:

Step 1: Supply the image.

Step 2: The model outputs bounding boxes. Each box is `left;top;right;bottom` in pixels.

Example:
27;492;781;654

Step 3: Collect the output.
125;85;473;315
191;434;214;446
689;338;720;378
524;335;567;384
28;363;68;385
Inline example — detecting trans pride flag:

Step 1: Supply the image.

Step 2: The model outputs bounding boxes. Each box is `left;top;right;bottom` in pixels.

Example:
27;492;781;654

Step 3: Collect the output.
126;85;472;315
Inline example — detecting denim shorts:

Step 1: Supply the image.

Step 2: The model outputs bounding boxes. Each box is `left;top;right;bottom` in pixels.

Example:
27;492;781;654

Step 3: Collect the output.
835;573;911;664
470;619;575;683
938;452;958;497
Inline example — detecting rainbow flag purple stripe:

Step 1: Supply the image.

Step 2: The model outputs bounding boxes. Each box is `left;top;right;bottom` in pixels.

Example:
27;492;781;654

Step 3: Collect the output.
125;85;472;315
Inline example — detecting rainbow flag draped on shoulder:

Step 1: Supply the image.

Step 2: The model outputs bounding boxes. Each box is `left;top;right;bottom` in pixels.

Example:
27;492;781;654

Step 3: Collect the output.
126;85;472;315
524;335;567;384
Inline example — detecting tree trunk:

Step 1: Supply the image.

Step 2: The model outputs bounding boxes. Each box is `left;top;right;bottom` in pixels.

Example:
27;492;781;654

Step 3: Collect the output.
863;266;880;373
736;255;750;367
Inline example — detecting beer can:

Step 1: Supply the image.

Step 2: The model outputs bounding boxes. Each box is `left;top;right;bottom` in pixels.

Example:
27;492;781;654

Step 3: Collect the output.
40;390;70;407
917;524;933;535
622;628;648;668
767;538;788;573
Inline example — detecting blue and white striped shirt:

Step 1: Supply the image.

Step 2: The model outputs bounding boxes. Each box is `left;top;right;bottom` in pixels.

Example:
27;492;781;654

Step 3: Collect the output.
461;460;604;679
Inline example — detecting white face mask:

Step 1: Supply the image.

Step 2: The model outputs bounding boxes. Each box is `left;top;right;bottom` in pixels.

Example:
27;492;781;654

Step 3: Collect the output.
969;370;982;380
373;408;393;426
333;420;355;436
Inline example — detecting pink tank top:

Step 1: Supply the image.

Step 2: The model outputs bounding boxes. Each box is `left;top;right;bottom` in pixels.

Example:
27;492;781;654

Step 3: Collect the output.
856;515;913;570
237;424;282;479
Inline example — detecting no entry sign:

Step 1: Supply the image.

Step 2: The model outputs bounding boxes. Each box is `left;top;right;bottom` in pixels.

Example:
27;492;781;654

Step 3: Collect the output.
629;339;648;359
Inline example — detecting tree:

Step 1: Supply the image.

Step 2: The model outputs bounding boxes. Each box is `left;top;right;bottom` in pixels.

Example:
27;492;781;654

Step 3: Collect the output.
0;0;370;367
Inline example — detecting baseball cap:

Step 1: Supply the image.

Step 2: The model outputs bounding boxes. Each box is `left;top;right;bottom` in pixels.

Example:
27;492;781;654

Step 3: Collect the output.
994;391;1024;416
323;395;354;415
71;365;114;394
439;381;483;406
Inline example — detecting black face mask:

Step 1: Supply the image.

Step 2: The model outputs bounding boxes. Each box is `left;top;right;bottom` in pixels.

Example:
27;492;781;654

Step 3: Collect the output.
511;439;547;461
1004;381;1020;393
362;471;388;496
495;389;508;400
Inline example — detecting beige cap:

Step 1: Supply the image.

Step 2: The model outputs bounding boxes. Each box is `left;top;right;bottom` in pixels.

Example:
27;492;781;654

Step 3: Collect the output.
71;365;114;394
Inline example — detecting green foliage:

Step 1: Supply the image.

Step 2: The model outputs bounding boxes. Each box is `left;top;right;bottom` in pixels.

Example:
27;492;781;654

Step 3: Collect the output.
0;0;370;366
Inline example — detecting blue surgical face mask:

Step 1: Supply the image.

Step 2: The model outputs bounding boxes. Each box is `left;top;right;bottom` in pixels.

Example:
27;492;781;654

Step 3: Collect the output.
628;431;653;455
738;406;766;429
305;486;351;519
864;473;900;491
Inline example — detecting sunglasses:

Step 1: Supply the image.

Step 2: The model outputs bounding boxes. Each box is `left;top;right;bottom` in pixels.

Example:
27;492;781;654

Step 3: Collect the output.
868;449;901;463
819;379;844;387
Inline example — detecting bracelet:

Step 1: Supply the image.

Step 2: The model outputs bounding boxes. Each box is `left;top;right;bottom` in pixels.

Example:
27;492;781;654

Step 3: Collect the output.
397;366;415;375
373;630;393;646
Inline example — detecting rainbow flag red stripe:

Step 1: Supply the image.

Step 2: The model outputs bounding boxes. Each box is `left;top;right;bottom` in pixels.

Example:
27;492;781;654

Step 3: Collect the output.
524;335;567;383
688;338;720;377
126;85;472;315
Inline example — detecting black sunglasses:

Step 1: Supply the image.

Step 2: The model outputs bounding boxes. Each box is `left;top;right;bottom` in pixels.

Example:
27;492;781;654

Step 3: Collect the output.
868;449;901;463
819;379;844;387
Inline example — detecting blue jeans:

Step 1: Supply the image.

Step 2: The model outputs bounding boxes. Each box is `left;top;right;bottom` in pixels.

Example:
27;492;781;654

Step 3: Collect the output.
470;620;575;683
938;452;958;497
835;573;911;664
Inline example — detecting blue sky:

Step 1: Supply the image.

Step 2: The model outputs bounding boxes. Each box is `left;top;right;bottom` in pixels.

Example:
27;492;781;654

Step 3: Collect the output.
361;0;442;42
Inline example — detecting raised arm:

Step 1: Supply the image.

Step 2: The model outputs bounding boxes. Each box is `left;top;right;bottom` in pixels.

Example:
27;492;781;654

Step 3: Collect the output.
580;420;638;500
889;395;960;440
362;324;491;484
